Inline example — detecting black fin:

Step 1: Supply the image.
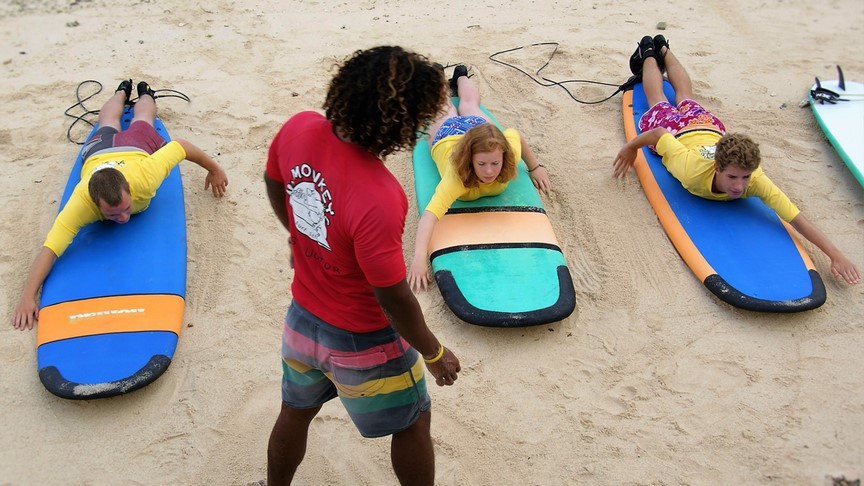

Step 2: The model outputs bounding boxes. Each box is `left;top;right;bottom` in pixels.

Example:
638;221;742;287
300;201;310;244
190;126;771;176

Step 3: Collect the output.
837;65;845;91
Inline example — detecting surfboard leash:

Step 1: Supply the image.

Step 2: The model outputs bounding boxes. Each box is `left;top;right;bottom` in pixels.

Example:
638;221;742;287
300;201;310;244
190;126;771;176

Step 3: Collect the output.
64;80;192;145
64;80;103;145
489;42;637;105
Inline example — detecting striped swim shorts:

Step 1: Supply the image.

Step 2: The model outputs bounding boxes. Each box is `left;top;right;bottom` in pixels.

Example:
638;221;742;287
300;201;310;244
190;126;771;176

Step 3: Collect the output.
279;301;430;438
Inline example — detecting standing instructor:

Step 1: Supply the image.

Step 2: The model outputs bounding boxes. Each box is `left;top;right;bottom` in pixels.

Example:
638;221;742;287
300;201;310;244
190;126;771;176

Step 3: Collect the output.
264;46;461;485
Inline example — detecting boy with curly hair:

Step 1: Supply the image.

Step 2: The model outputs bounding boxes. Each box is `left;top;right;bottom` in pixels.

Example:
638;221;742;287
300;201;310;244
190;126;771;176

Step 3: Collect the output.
614;36;859;285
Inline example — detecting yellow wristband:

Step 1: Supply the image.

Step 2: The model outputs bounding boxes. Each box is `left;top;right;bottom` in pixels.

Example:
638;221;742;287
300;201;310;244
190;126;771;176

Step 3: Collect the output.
423;344;445;364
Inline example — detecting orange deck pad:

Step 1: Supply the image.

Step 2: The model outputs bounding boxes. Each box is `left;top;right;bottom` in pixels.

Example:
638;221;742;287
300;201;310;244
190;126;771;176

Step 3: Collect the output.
37;294;185;346
429;211;559;253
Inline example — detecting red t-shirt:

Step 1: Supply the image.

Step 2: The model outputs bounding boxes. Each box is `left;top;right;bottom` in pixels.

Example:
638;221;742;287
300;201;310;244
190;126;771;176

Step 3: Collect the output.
266;111;408;332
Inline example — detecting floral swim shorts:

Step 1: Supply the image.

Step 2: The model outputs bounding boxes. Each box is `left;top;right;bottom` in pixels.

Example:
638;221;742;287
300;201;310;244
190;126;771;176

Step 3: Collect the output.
639;99;726;152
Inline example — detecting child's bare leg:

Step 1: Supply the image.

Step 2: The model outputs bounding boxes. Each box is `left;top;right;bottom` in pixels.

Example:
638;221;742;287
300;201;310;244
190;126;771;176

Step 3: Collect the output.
660;47;694;104
426;98;458;147
642;56;667;108
455;76;491;123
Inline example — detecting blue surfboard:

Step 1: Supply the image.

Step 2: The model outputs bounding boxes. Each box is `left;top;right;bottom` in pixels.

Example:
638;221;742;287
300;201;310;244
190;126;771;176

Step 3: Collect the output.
36;106;187;399
622;81;825;312
412;101;576;326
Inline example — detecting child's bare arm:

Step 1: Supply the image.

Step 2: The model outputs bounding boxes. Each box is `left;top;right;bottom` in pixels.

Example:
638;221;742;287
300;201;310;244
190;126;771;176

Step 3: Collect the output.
790;214;861;285
613;127;668;178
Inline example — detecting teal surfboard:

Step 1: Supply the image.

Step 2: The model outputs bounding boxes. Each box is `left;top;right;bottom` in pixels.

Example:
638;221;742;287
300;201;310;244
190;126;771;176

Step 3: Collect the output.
412;101;576;327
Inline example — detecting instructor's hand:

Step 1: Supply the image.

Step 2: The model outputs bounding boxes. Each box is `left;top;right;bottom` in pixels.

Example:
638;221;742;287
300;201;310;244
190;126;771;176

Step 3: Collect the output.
425;347;460;386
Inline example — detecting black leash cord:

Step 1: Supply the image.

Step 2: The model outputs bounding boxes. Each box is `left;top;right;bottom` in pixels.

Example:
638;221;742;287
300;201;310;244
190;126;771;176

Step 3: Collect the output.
64;79;103;145
63;80;192;145
489;42;632;105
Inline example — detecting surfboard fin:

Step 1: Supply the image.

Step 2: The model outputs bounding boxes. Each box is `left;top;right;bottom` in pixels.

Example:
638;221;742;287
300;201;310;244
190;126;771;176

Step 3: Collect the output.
836;65;845;91
811;76;849;105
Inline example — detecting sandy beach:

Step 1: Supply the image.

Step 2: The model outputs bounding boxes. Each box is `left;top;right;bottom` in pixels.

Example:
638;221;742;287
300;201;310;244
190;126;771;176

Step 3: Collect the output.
1;0;863;484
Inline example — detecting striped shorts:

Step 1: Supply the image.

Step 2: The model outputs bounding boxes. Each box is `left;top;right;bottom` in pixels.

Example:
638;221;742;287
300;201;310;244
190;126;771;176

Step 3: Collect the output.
279;301;430;438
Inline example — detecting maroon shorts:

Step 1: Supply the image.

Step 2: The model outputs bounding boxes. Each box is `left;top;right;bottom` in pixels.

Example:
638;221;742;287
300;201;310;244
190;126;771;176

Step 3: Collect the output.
81;120;165;161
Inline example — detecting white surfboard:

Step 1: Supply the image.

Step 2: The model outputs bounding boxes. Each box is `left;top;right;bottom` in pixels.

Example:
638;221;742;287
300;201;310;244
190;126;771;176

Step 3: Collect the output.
810;77;864;187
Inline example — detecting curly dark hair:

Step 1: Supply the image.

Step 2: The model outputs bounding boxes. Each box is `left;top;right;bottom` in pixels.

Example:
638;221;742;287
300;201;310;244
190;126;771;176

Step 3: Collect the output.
323;46;448;159
715;133;761;171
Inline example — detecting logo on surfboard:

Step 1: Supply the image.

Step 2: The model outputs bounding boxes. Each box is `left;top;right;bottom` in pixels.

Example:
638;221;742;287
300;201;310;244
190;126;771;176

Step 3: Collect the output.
69;307;146;321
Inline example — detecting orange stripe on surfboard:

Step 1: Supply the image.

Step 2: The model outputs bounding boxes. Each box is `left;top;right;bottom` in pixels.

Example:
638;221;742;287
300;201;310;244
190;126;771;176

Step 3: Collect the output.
429;211;559;254
781;220;817;271
623;89;715;281
37;294;184;346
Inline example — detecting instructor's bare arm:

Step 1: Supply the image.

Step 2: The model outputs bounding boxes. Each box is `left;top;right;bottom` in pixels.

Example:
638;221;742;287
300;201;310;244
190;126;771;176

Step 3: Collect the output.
264;173;290;232
264;173;294;267
12;247;58;330
374;280;461;386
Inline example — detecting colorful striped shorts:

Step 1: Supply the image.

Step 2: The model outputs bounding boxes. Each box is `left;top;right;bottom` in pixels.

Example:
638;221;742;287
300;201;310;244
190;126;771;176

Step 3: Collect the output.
431;115;488;145
280;301;430;438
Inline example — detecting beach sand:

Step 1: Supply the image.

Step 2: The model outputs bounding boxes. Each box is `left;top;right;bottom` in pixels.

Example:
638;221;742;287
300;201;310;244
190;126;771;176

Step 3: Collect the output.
1;1;863;484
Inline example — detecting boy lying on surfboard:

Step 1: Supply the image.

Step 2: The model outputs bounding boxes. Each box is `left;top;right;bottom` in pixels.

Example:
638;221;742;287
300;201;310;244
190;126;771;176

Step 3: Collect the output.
612;36;860;286
408;65;552;292
12;80;229;330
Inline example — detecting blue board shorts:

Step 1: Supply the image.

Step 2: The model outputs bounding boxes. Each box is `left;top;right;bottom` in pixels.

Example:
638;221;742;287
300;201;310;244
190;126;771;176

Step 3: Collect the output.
432;115;488;146
280;301;431;438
